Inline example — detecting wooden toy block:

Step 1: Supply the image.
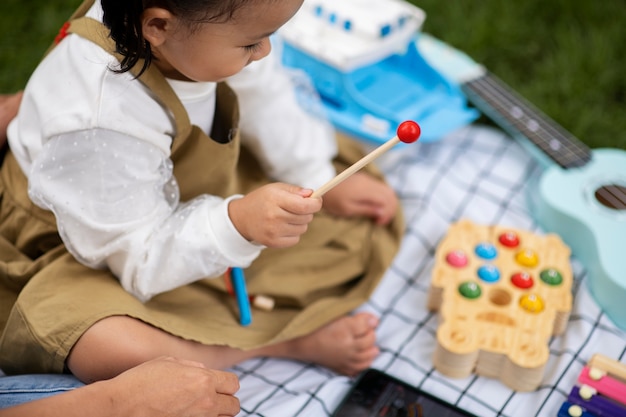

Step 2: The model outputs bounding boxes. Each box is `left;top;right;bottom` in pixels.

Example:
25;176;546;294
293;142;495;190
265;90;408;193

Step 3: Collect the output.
568;385;626;417
557;402;597;417
587;353;626;385
558;354;626;417
427;219;573;391
578;365;626;405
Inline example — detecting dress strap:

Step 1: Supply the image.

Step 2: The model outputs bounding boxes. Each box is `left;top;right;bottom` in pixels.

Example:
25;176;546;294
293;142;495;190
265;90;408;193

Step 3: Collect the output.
67;0;96;21
65;16;193;154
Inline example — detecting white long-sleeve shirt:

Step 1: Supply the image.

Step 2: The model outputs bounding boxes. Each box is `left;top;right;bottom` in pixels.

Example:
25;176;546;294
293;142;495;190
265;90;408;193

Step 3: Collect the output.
7;3;337;302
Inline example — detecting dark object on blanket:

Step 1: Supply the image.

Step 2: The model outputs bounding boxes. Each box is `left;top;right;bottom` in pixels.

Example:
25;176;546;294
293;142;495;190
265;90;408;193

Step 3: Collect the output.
332;368;479;417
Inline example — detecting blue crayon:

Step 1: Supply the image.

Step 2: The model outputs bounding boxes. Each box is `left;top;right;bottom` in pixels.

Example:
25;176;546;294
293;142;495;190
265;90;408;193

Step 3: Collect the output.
230;267;252;326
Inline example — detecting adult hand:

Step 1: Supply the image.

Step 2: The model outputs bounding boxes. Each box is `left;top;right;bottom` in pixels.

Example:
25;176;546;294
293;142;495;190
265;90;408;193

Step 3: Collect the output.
321;172;398;226
0;91;23;146
99;356;240;417
0;356;240;417
228;182;322;248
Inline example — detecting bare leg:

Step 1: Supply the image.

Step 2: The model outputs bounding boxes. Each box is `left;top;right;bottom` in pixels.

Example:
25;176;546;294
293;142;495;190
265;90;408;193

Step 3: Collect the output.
67;312;380;383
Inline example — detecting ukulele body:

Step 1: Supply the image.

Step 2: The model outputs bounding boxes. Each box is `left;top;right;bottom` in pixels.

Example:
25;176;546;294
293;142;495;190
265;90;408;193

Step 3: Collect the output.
532;148;626;329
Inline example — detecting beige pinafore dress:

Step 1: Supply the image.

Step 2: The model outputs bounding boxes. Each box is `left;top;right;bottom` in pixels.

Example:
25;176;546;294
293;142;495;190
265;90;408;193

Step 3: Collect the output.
0;4;404;374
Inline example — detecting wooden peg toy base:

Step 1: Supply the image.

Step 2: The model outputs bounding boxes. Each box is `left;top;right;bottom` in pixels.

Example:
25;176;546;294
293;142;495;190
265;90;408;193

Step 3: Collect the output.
427;219;573;391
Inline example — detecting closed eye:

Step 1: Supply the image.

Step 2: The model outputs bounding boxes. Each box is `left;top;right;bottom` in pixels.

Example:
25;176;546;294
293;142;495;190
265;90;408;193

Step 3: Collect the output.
243;42;262;52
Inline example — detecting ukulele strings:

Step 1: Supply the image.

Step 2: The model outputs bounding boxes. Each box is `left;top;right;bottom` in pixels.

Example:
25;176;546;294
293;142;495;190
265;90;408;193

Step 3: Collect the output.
465;73;591;169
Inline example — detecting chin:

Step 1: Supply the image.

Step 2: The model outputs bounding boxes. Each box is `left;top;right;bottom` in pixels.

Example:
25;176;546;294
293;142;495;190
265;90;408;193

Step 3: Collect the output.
198;71;242;83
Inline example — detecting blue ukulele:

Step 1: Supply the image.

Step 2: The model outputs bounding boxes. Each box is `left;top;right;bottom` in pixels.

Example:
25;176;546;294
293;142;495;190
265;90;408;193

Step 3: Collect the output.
417;33;626;331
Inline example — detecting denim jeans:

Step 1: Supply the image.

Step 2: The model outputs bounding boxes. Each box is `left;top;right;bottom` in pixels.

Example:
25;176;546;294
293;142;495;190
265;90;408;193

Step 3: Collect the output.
0;374;84;408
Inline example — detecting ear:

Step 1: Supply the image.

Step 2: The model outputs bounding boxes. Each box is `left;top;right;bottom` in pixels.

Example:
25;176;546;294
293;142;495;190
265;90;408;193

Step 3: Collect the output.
141;7;175;47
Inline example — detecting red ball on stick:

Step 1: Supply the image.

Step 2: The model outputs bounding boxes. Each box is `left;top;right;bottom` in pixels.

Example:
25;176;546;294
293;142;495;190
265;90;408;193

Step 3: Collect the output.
397;120;421;143
311;120;421;197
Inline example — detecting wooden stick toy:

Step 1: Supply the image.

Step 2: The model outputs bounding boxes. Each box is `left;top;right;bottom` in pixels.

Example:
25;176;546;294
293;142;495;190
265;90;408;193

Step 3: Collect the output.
311;120;421;198
588;353;626;383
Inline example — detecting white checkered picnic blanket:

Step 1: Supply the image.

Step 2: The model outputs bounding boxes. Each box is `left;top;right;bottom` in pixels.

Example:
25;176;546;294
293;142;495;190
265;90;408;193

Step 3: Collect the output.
229;124;626;417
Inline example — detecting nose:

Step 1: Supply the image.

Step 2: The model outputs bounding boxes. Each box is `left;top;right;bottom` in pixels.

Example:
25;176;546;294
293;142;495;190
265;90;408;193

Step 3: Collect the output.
251;38;272;62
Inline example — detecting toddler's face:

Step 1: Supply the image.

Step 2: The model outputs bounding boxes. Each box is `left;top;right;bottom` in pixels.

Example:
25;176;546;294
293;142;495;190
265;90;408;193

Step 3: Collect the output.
152;0;304;82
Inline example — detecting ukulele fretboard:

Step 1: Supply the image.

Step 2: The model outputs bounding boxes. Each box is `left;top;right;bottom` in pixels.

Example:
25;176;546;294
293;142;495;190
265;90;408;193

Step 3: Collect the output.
462;73;591;170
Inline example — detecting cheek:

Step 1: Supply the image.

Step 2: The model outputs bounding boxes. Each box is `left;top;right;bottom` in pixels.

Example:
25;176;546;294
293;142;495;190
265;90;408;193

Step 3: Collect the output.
200;56;249;81
195;64;244;82
182;47;248;81
162;36;251;82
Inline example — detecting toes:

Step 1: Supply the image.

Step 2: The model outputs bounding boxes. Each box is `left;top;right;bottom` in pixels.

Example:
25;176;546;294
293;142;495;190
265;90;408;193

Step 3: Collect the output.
349;312;379;336
292;312;382;377
355;345;380;364
344;346;380;375
353;326;377;351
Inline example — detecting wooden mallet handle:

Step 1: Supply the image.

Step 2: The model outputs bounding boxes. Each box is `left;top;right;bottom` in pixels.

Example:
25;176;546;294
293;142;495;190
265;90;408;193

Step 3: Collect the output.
311;121;421;198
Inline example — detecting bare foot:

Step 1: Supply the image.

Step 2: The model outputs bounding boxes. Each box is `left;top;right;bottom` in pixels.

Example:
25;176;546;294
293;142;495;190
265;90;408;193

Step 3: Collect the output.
275;312;380;376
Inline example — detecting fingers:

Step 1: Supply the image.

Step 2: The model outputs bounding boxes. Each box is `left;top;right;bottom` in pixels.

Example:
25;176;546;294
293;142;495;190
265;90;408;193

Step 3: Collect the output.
163;357;240;416
352;200;388;219
279;184;321;215
203;371;239;416
166;358;239;395
319;173;399;224
229;183;322;247
296;187;314;198
338;198;396;225
216;392;241;416
209;370;240;395
157;357;240;395
255;186;315;242
161;355;206;368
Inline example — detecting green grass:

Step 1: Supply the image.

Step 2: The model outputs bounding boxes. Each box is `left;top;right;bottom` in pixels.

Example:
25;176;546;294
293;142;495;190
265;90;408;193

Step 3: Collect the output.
0;0;77;91
409;0;626;150
1;0;624;149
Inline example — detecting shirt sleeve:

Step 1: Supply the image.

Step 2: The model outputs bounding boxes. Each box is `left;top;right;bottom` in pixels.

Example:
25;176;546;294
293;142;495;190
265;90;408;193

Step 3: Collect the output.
226;49;338;190
28;128;263;302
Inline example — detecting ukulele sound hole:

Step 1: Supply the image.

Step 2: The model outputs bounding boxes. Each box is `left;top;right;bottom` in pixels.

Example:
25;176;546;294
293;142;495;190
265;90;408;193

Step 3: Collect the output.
595;184;626;210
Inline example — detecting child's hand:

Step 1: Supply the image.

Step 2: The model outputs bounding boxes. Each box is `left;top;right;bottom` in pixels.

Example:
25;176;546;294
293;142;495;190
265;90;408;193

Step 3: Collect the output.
321;172;398;226
228;183;322;248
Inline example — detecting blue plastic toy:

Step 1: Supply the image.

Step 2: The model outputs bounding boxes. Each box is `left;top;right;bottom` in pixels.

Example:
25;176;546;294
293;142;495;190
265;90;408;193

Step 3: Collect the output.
277;0;478;145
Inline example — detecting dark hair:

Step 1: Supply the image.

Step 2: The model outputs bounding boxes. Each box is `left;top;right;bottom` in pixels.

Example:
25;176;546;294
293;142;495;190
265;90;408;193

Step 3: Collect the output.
101;0;252;76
